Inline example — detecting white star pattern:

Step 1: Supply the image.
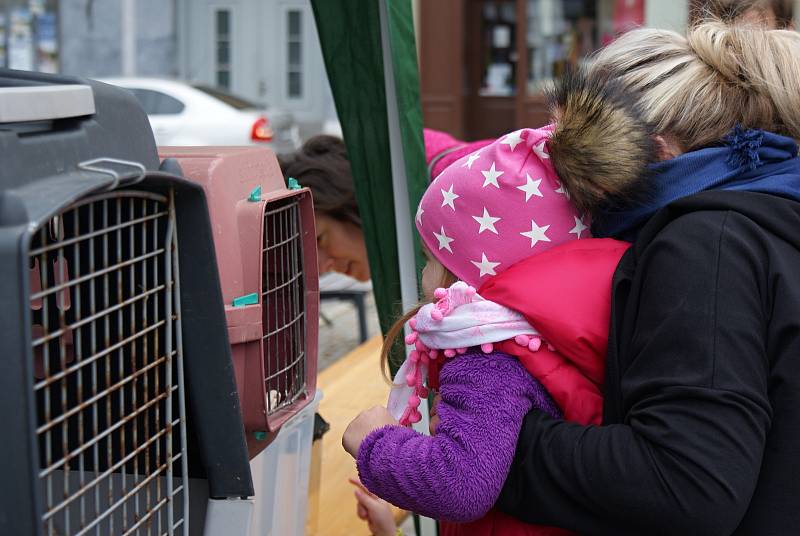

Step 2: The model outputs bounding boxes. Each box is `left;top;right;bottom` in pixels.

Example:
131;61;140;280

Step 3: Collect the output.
472;207;501;235
462;151;481;169
415;204;424;225
481;162;504;188
517;174;543;202
520;219;551;248
433;226;454;253
441;185;460;210
532;140;550;160
500;130;524;151
554;181;571;199
471;253;500;278
569;215;589;239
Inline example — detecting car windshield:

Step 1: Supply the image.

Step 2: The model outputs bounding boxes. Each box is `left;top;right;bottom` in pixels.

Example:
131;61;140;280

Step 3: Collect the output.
192;85;265;110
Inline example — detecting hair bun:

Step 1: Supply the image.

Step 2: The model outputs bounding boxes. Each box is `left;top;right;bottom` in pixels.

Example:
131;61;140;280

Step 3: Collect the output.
687;21;751;88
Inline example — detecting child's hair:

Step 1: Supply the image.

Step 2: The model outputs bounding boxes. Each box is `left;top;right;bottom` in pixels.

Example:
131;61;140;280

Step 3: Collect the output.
379;268;457;381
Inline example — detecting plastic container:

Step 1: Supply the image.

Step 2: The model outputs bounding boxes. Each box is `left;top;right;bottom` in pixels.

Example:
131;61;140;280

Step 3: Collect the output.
158;146;320;458
248;391;323;536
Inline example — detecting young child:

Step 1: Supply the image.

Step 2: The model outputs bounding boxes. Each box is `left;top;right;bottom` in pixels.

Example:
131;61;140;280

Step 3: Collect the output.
344;75;653;535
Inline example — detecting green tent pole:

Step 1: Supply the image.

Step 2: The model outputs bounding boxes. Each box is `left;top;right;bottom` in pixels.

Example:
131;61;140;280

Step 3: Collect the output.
380;0;418;315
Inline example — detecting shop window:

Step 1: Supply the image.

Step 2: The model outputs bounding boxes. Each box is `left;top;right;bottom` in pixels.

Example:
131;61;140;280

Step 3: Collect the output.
525;0;630;94
1;0;60;73
286;10;303;99
215;8;232;90
478;1;518;97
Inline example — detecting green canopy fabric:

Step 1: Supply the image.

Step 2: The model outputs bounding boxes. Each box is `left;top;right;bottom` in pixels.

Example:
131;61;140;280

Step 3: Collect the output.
311;0;427;369
312;6;437;532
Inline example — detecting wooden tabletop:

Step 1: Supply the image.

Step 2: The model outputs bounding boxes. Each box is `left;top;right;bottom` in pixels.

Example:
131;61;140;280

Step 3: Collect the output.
307;335;408;535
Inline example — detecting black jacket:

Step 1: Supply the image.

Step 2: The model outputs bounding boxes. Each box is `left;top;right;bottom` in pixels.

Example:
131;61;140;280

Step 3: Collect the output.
496;191;800;535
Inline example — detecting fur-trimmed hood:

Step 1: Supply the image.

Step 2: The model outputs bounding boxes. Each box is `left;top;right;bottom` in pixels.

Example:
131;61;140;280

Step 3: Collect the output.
547;69;657;215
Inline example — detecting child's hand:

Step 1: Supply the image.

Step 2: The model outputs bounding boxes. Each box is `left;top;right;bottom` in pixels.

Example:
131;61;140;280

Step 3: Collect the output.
343;406;399;458
429;394;441;435
349;478;398;536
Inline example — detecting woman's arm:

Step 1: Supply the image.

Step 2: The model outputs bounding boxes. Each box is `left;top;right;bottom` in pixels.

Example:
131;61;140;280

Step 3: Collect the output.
357;351;559;523
497;211;772;535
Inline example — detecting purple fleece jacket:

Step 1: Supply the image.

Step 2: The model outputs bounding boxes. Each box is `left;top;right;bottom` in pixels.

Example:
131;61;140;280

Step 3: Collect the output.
357;350;560;523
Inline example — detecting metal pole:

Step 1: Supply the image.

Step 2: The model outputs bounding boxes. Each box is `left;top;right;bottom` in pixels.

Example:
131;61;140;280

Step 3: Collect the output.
121;0;136;76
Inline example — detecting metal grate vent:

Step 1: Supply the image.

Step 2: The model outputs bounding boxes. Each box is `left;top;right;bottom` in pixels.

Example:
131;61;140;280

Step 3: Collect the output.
29;190;188;535
262;196;307;415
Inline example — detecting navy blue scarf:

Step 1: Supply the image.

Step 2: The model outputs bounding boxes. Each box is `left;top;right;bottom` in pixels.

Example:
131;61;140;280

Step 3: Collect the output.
592;127;800;241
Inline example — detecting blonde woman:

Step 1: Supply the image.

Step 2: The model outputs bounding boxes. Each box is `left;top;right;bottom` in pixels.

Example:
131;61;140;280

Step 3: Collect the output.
493;21;800;534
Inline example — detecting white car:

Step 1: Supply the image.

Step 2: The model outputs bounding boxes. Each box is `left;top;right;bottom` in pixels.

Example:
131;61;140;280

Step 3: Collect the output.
100;77;301;153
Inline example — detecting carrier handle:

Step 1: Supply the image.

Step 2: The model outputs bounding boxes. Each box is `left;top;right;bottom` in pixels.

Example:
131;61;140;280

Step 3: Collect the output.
77;157;146;192
0;85;95;123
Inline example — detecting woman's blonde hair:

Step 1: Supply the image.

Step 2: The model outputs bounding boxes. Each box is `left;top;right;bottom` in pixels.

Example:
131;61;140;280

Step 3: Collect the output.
588;21;800;152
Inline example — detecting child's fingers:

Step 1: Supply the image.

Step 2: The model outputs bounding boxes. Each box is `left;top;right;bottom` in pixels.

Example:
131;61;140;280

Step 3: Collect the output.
348;477;368;493
354;487;386;511
354;490;370;519
355;498;369;520
349;477;379;500
354;488;374;504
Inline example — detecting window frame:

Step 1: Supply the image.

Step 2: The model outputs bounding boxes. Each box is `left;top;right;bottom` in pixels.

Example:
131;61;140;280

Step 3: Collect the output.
285;7;304;100
213;6;234;91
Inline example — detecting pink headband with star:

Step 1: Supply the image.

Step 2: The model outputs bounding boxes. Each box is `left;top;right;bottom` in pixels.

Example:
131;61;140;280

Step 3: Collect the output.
416;125;590;287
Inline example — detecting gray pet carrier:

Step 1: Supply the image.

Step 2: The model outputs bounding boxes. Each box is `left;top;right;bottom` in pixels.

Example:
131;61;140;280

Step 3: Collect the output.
0;69;253;536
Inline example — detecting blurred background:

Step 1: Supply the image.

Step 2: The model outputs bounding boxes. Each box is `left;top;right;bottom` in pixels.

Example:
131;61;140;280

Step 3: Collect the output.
0;1;765;369
8;1;799;148
3;2;796;534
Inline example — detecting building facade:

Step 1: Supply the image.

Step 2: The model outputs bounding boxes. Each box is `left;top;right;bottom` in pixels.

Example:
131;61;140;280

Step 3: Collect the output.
176;0;336;133
0;0;177;78
0;0;336;133
418;0;692;140
5;0;799;141
417;0;800;140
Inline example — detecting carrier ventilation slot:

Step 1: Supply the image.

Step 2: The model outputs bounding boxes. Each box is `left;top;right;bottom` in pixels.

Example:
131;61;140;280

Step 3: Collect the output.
262;196;307;415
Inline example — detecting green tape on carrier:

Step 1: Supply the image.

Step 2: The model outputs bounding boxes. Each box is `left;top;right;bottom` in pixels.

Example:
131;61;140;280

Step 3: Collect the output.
232;293;259;307
247;185;262;202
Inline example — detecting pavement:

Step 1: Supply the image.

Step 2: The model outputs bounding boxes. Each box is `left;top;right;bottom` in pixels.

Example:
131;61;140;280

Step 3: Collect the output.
315;287;421;535
317;290;381;371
